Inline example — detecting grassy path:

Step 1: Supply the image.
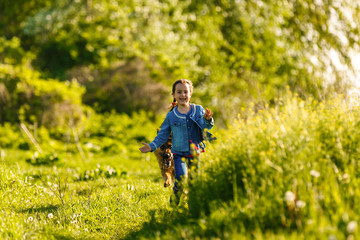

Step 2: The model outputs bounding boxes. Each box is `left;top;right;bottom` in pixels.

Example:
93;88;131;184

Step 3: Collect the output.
0;148;179;239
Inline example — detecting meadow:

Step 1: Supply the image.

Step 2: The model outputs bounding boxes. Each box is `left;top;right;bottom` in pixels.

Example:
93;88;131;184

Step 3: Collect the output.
1;92;360;239
2;1;360;239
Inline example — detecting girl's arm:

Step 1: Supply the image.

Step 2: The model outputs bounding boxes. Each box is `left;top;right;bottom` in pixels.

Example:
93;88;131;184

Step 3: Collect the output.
139;113;171;153
204;108;213;121
200;106;214;130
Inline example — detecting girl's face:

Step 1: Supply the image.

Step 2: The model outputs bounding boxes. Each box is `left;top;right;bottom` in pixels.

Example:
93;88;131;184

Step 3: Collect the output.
173;83;192;106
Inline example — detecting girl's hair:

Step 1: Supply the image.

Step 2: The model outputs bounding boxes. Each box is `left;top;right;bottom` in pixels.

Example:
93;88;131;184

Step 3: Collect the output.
169;79;193;111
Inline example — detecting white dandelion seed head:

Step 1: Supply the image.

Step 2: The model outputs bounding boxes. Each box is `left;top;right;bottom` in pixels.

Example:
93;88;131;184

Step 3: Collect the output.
328;234;337;240
347;221;357;233
296;200;306;209
28;216;33;222
48;213;54;219
310;169;320;178
285;191;295;202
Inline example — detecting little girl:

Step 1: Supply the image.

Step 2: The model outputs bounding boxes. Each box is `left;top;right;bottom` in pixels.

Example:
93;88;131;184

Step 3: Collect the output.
139;79;214;205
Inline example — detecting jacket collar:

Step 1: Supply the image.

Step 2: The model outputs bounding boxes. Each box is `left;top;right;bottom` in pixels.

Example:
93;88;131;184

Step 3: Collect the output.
190;104;197;118
173;104;196;119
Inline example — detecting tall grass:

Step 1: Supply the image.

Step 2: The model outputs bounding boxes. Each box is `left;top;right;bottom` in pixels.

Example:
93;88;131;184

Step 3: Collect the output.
184;93;360;239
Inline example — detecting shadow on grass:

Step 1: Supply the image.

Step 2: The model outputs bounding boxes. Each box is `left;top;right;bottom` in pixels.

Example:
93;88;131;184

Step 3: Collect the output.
19;204;60;214
120;207;192;240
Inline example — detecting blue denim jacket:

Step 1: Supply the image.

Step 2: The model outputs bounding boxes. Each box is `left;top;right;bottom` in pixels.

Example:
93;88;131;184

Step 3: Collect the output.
149;104;214;153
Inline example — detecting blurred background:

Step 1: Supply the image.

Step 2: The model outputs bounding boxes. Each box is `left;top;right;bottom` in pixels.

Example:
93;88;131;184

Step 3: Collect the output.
1;0;360;128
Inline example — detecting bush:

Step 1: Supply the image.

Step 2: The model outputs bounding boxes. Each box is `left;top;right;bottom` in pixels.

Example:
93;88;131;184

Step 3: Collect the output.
0;123;23;148
66;58;171;115
26;152;60;166
82;110;163;144
0;37;86;128
188;93;360;238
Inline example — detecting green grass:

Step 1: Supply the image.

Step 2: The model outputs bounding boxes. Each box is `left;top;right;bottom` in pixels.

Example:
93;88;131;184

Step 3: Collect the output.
0;145;174;239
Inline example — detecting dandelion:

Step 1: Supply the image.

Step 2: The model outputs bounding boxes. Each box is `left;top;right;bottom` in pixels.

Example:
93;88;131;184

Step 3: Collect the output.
85;142;94;148
285;191;295;202
104;207;108;211
28;216;33;222
310;169;320;178
307;219;314;225
296;200;306;209
328;235;337;240
48;213;54;219
347;221;357;233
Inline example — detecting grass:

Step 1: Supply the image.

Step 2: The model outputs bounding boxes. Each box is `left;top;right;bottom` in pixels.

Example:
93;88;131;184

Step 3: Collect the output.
0;146;174;239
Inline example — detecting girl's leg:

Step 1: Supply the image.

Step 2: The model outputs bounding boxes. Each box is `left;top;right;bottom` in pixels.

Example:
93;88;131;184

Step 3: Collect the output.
171;155;188;205
171;155;200;205
173;155;187;192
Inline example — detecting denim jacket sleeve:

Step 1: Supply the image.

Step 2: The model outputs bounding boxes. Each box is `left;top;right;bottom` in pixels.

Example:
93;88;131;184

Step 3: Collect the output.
149;113;171;152
195;105;214;130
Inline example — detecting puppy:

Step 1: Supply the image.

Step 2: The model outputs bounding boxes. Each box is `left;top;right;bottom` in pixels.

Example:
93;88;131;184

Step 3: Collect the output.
153;130;175;187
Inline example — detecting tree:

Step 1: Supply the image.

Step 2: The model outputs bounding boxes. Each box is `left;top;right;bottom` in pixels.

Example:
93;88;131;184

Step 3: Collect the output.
3;0;360;124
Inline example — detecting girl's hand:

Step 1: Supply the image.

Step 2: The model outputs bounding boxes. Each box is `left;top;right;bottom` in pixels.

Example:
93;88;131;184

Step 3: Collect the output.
203;108;213;121
139;143;152;153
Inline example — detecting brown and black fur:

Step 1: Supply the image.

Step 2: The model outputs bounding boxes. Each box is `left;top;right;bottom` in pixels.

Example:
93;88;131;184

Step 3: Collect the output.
154;130;175;187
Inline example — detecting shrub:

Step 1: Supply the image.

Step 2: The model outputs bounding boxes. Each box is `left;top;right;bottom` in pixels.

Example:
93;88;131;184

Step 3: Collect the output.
188;93;360;238
0;123;23;148
66;59;171;115
26;152;60;166
0;37;86;128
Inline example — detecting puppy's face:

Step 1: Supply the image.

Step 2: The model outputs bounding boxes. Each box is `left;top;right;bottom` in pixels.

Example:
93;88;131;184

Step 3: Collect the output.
160;137;173;168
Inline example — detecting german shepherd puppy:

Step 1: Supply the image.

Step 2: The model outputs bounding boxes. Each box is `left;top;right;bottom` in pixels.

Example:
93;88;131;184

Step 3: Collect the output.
154;130;175;187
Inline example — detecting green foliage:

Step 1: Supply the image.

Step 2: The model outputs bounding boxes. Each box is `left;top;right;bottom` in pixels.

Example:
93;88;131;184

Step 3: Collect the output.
0;123;23;148
26;152;60;166
0;37;86;127
0;0;51;38
82;110;163;144
67;58;171;114
183;93;360;238
12;0;359;124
